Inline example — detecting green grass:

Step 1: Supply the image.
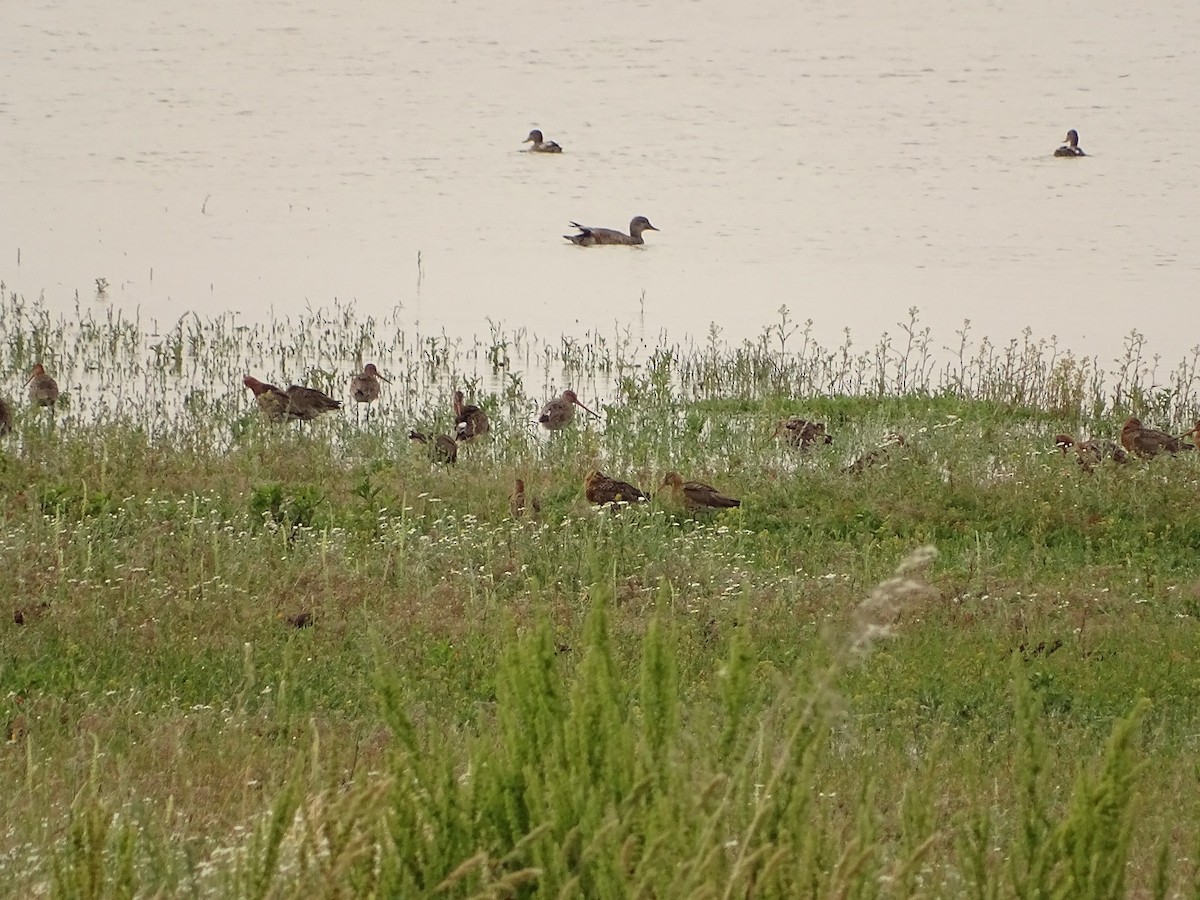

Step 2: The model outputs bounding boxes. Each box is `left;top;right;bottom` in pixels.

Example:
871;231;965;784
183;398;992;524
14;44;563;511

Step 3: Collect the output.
3;294;1200;896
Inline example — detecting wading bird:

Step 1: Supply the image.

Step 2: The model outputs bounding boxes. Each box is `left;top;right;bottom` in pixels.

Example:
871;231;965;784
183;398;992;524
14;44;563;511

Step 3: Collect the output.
454;390;490;441
523;129;563;153
26;364;59;407
244;376;342;422
659;471;740;510
1054;434;1128;472
350;364;390;406
1054;129;1085;157
564;216;659;246
1120;417;1191;459
539;390;599;431
774;417;833;451
409;430;457;465
845;433;907;474
510;478;542;519
584;470;650;506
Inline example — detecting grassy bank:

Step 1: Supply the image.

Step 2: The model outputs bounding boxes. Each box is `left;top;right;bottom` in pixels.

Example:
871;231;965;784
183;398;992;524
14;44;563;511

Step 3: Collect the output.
3;296;1200;896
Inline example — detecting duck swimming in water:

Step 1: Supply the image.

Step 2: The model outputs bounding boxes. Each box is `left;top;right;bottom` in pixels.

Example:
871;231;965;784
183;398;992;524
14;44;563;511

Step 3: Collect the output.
523;129;563;153
1054;129;1085;157
564;216;659;246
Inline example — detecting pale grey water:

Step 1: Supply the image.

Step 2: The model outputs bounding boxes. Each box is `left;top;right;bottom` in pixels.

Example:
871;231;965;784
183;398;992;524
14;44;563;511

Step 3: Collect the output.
2;0;1198;370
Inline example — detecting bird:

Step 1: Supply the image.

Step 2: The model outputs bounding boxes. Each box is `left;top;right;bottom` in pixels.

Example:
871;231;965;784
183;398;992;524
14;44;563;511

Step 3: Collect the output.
243;376;290;420
774;418;833;451
659;472;740;510
283;611;313;629
409;430;457;465
845;433;907;474
538;390;600;431
1054;129;1085;157
523;129;563;153
510;478;542;519
584;470;650;506
1120;417;1192;459
283;384;342;421
564;216;659;246
1054;434;1128;472
350;364;390;406
0;398;11;436
453;390;490;441
26;364;59;407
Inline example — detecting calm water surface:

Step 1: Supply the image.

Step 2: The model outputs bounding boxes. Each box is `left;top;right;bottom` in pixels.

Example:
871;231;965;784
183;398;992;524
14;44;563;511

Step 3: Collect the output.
2;0;1197;372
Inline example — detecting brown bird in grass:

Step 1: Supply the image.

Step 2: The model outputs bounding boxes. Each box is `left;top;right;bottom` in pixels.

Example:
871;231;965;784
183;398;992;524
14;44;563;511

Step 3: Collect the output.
845;433;907;474
774;417;833;451
283;611;313;629
584;470;651;506
350;364;390;406
454;390;490;441
1120;417;1192;459
26;364;59;407
0;398;11;436
409;430;457;465
243;376;290;420
1055;434;1128;472
539;390;600;431
510;478;542;519
660;471;740;510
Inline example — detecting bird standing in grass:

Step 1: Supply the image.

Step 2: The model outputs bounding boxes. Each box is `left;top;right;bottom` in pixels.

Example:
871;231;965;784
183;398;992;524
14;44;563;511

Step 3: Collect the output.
245;376;342;422
660;472;740;510
1120;417;1191;459
584;470;650;506
350;364;389;406
26;364;59;407
1055;434;1128;472
409;430;457;465
454;390;490;441
243;376;290;420
774;418;833;451
510;478;541;519
539;390;599;431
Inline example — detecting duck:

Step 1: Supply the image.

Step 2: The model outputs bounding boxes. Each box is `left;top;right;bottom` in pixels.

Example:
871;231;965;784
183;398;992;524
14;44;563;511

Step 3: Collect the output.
523;129;563;153
1054;129;1085;157
564;216;659;246
584;470;651;506
660;471;740;510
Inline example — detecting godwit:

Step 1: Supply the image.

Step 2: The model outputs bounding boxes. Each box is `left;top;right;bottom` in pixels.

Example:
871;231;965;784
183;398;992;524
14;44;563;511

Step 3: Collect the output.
774;418;833;451
510;478;542;519
1054;129;1085;157
1055;434;1128;472
453;390;490;441
0;398;11;436
26;364;59;407
539;390;599;431
845;433;907;474
1120;417;1191;459
283;384;341;421
584;470;650;506
564;216;659;246
409;430;457;465
660;471;740;510
350;364;390;405
523;129;563;153
243;376;290;420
